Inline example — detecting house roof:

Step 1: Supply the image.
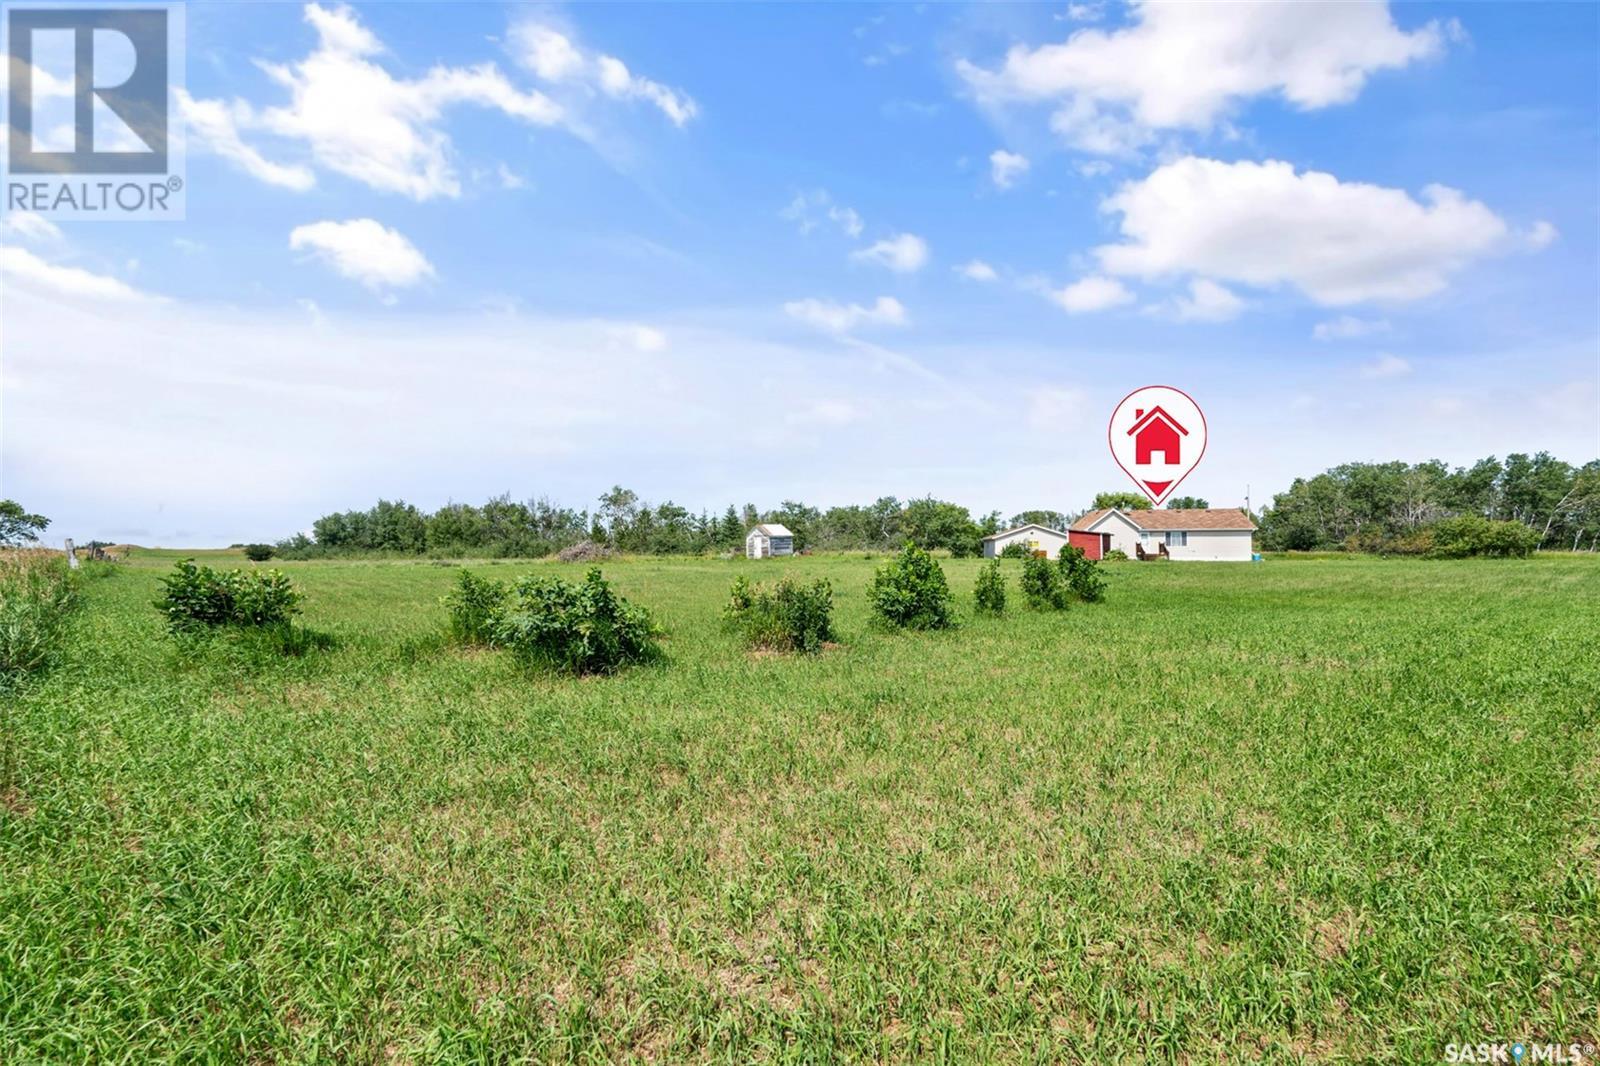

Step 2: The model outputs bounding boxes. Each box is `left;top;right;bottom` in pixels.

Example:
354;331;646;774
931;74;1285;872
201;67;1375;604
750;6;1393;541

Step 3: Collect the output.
1072;507;1257;532
980;522;1067;542
1127;405;1188;437
750;523;793;538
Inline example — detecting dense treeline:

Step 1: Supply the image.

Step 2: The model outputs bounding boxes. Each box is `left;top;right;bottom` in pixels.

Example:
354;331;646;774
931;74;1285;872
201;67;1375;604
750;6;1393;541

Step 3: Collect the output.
275;450;1598;560
1258;453;1600;551
276;488;1008;559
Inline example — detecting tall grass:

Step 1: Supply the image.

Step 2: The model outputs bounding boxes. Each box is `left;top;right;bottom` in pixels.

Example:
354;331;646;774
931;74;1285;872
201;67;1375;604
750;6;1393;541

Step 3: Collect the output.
0;552;78;689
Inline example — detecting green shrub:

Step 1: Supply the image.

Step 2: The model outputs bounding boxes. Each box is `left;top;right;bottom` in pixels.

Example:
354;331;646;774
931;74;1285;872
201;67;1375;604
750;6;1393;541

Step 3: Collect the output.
1428;517;1539;559
998;541;1033;560
443;569;509;645
157;560;301;631
869;544;956;630
494;567;658;674
974;559;1006;614
1104;549;1129;562
1057;546;1106;603
1019;554;1070;610
242;543;275;562
724;575;836;653
0;554;78;689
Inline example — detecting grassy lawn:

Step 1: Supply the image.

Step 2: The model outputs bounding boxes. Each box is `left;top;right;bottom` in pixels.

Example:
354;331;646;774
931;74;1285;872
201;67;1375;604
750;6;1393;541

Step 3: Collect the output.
2;552;1596;1062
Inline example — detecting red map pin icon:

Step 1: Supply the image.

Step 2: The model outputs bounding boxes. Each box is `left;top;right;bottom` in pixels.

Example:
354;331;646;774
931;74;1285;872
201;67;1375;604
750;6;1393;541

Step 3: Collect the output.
1108;385;1208;506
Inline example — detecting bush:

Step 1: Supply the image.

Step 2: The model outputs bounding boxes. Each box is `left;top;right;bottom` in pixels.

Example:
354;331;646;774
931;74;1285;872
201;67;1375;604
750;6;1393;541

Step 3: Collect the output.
1428;517;1539;559
242;543;275;562
1104;549;1129;562
443;569;509;645
156;560;301;631
974;559;1006;614
869;544;956;630
1019;554;1070;610
1057;546;1106;603
724;575;836;653
998;541;1034;560
494;567;658;674
0;553;77;689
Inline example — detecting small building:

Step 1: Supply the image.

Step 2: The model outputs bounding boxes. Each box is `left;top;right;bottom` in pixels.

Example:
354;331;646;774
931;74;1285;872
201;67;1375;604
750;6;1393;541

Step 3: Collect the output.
981;523;1070;559
745;523;795;558
1070;507;1256;562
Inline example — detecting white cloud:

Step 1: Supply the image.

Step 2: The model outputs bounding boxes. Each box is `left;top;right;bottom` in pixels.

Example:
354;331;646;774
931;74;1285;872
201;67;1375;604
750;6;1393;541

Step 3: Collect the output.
1052;275;1133;313
0;212;63;245
851;232;929;273
1096;157;1514;305
1524;220;1559;250
607;323;668;352
288;219;434;290
958;259;999;282
496;163;529;190
781;190;863;238
786;399;861;427
1358;353;1411;378
183;3;564;200
509;21;697;127
1064;3;1104;22
1026;385;1086;428
177;90;317;191
1313;314;1391;341
990;149;1030;189
959;1;1448;154
1173;278;1244;322
0;245;146;302
1077;160;1112;178
783;296;907;333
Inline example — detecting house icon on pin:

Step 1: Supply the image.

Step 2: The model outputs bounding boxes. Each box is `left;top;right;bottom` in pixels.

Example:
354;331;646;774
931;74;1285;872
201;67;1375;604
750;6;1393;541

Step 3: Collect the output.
1127;406;1189;465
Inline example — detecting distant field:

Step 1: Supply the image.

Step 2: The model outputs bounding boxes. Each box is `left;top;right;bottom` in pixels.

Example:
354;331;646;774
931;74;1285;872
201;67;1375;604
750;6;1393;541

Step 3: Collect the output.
2;552;1596;1062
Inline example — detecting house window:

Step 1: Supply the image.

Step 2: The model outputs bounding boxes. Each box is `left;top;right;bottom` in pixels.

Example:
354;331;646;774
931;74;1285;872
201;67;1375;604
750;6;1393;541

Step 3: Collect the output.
1165;531;1188;547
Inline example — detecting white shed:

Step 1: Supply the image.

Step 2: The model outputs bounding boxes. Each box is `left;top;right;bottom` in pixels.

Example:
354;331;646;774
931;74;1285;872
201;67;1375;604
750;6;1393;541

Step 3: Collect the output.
745;523;795;558
981;523;1070;559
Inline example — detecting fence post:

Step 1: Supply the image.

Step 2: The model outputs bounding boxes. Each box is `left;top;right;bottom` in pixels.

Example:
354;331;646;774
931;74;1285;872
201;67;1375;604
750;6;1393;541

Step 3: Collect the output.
64;538;80;569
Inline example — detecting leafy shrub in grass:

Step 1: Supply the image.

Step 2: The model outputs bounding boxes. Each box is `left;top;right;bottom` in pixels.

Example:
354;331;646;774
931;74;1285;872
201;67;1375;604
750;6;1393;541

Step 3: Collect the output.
241;543;275;562
1427;517;1539;559
494;567;658;674
0;553;77;689
1057;546;1106;603
998;541;1034;560
724;575;836;653
157;560;301;631
869;544;956;630
974;559;1006;614
1104;549;1129;562
1019;554;1070;610
443;569;509;646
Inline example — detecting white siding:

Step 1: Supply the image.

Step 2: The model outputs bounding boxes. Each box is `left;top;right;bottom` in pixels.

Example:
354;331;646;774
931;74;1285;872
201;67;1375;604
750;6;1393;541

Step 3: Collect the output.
1164;529;1254;562
1085;511;1144;556
982;526;1069;559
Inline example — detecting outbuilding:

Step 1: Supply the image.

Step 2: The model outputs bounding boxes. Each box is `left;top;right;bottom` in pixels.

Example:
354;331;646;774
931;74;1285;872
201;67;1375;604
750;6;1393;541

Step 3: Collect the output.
981;523;1070;559
745;523;795;558
1069;507;1256;562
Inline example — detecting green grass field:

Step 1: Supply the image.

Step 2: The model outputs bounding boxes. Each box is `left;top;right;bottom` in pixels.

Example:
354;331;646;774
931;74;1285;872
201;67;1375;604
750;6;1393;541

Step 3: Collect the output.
2;551;1596;1062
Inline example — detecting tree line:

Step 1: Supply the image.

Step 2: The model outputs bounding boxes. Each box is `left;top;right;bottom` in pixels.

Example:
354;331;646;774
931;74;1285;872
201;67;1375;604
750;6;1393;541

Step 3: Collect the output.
1257;452;1600;551
271;451;1595;560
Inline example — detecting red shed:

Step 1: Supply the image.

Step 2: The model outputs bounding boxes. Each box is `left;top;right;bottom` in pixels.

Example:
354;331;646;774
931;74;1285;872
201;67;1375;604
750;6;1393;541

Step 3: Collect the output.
1067;529;1110;560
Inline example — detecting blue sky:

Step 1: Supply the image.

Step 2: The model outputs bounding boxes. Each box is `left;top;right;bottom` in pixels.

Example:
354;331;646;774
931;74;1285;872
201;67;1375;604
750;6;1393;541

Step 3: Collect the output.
2;1;1596;545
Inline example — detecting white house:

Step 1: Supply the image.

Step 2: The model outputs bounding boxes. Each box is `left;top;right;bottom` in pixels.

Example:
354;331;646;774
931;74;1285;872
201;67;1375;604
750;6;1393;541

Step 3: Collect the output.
981;523;1070;559
1070;508;1257;562
745;523;795;558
